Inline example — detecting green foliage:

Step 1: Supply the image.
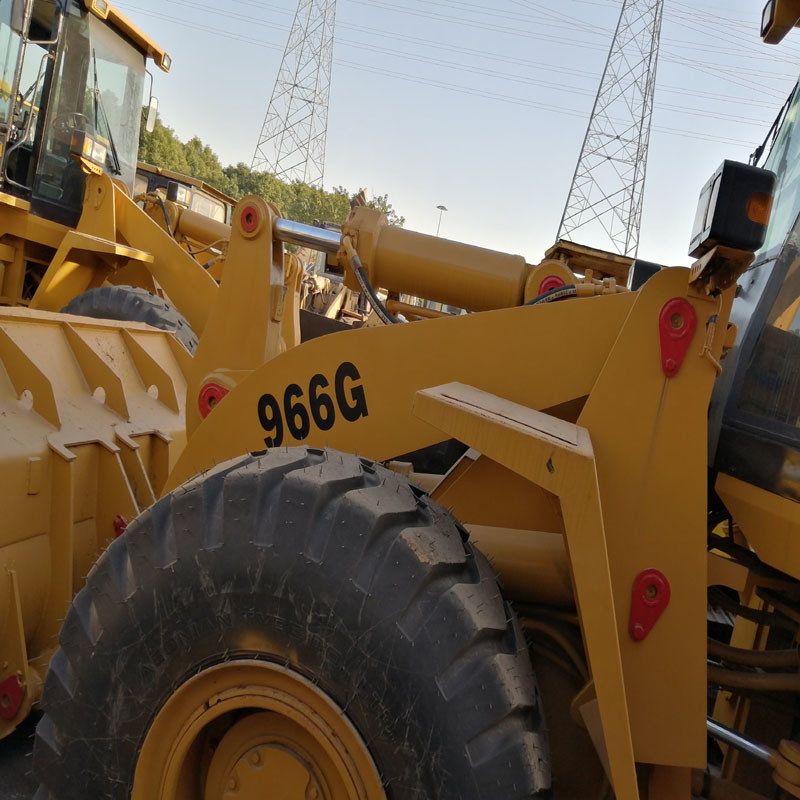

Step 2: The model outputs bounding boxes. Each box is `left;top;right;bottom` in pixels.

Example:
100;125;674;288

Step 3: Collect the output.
139;116;403;227
138;117;192;176
366;192;405;227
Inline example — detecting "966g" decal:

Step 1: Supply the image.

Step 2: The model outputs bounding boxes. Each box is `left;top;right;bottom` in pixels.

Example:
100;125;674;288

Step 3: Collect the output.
257;362;369;446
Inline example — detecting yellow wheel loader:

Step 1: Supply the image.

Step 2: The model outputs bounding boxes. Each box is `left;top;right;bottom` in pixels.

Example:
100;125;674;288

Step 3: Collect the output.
2;0;800;798
133;161;235;226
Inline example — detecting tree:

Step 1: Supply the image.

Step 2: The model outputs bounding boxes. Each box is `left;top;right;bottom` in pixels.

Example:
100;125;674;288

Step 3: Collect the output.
139;115;403;227
138;116;191;175
183;137;236;196
366;192;405;227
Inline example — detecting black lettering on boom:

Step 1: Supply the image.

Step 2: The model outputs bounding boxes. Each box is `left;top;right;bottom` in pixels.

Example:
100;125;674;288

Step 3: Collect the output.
335;362;369;422
257;393;283;447
284;383;311;440
257;362;369;445
309;373;335;431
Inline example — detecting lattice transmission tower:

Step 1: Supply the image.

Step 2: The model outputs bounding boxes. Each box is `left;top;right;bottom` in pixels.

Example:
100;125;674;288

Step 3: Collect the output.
251;0;336;187
557;0;664;257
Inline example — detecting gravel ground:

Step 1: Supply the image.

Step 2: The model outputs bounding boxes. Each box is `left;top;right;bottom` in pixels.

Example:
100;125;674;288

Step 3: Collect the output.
0;712;39;799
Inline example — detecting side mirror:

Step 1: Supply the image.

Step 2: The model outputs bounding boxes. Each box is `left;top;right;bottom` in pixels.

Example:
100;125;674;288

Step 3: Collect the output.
145;96;158;133
10;0;28;35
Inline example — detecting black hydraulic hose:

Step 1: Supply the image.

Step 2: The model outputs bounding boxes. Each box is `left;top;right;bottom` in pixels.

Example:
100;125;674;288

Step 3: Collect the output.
349;249;404;324
524;285;577;305
708;639;800;669
708;588;798;633
708;665;800;692
155;195;173;232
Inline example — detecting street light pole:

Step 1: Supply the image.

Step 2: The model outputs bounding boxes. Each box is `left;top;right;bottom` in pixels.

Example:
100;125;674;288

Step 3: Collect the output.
435;204;448;237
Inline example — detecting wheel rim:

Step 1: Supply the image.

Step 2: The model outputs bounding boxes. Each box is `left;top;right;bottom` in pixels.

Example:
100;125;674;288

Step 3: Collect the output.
132;660;386;800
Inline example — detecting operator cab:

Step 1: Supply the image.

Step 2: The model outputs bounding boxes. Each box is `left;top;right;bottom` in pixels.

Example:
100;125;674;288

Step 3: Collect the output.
0;0;169;226
710;81;800;503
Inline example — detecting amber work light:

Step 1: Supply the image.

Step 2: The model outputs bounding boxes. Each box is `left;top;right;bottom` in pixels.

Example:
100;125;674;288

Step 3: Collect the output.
689;160;776;258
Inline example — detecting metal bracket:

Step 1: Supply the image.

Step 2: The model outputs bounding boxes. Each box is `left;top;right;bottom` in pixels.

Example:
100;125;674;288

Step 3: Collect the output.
412;381;640;800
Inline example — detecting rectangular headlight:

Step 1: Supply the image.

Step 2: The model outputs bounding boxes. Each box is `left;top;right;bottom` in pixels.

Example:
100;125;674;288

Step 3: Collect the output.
70;131;108;170
90;0;110;19
91;140;107;165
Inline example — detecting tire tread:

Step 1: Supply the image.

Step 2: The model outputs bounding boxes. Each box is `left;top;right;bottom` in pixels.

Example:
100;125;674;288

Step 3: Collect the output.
35;447;550;799
61;286;198;353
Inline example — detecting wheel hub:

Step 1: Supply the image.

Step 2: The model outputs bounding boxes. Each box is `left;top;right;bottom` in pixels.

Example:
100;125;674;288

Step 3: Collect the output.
204;712;332;799
132;660;385;800
220;743;324;799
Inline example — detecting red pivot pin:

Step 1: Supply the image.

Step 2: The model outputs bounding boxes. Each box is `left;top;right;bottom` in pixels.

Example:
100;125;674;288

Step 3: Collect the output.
629;568;671;641
658;298;696;377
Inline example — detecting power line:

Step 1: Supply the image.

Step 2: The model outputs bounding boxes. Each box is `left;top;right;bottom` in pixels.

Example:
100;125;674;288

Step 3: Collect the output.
125;0;792;113
132;0;799;87
118;1;784;150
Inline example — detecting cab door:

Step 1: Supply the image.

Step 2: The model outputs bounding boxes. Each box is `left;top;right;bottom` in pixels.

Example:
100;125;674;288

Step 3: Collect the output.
0;0;60;199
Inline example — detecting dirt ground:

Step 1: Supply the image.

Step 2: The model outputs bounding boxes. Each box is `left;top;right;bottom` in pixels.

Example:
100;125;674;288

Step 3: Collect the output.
0;712;39;799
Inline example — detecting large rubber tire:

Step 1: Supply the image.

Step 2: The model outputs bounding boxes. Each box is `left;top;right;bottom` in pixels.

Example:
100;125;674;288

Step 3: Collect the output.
33;448;550;799
61;285;198;354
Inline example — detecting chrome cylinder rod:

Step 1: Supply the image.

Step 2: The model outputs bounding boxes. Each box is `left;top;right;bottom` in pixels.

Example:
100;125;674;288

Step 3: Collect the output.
273;218;341;254
707;718;775;764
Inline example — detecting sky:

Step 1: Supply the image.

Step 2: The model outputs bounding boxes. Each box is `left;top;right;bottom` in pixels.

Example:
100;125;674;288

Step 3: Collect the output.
114;0;800;268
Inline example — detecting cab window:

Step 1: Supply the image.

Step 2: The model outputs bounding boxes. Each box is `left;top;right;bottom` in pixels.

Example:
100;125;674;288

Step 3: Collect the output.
738;262;800;431
0;1;23;125
760;84;800;254
190;191;225;223
31;1;146;223
1;0;58;189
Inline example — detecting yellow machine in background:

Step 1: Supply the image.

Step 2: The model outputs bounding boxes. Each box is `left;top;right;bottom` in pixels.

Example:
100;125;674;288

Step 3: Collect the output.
1;0;800;799
134;161;235;226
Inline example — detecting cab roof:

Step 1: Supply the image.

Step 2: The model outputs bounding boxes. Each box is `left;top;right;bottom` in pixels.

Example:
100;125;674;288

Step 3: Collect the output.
82;0;171;72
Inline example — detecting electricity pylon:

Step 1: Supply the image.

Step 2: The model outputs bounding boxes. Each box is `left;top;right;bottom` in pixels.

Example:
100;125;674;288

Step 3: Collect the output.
557;0;664;257
251;0;336;188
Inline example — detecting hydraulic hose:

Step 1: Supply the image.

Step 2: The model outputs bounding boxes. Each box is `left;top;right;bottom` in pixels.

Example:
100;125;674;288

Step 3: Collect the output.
341;236;404;325
708;665;800;692
708;588;797;633
524;285;577;305
708;639;800;670
354;264;400;325
155;194;172;232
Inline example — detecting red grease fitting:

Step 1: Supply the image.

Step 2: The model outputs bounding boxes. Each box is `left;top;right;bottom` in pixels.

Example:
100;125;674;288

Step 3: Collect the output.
538;275;566;295
0;675;24;720
198;383;230;418
240;204;259;233
629;569;671;641
658;298;697;377
113;514;128;538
